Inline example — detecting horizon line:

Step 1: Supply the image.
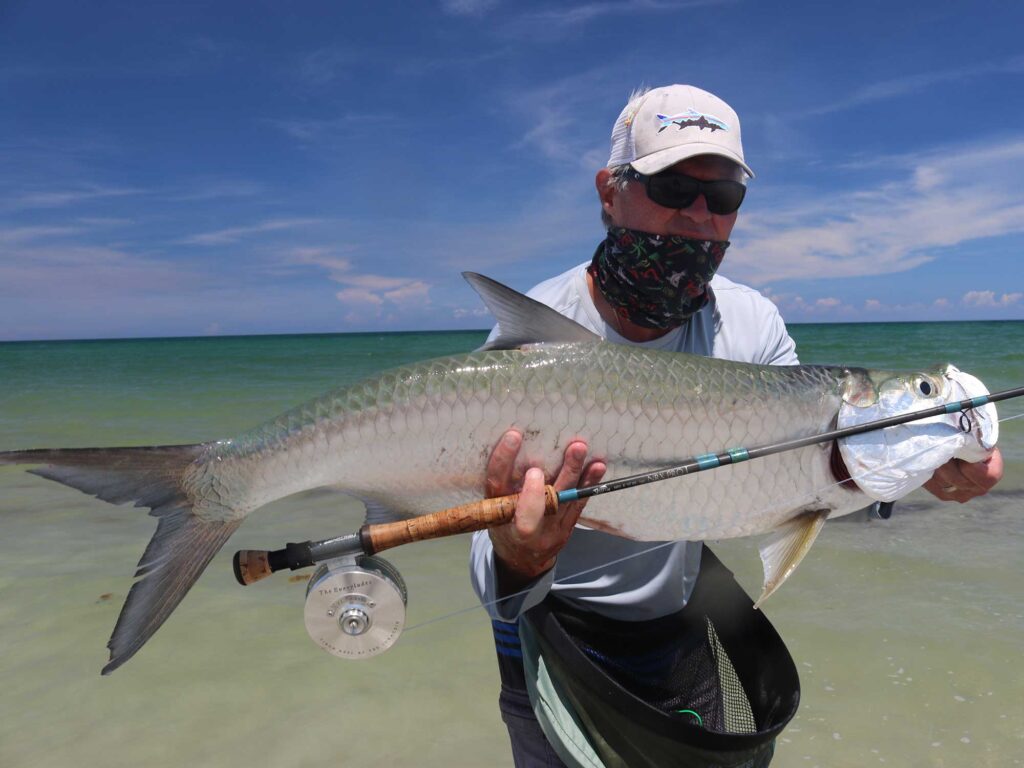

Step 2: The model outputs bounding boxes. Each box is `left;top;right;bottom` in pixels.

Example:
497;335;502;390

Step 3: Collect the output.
2;317;1023;345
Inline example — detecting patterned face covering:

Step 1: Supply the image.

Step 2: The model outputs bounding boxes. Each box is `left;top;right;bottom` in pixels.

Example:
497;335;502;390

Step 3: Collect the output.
588;226;729;330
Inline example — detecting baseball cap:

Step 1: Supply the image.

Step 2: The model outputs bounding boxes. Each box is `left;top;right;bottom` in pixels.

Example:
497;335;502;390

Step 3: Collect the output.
607;84;754;178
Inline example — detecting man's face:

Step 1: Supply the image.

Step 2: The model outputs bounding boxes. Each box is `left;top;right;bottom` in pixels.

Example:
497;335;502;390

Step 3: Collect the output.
598;154;743;241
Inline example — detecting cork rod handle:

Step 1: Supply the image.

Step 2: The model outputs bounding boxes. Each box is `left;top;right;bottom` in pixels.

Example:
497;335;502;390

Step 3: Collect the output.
362;485;559;554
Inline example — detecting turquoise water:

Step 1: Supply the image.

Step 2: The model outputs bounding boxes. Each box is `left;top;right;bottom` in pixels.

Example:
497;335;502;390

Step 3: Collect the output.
1;323;1022;767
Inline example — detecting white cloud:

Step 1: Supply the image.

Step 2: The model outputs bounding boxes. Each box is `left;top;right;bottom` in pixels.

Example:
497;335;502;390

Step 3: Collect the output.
515;111;578;164
0;225;82;244
383;280;431;303
440;0;499;16
912;165;942;192
841;138;1024;174
782;294;855;316
505;68;619;167
291;249;433;319
9;185;143;210
0;218;137;250
432;178;600;270
0;240;338;340
764;292;965;321
286;249;356;282
296;47;353;86
453;306;490;319
75;217;133;227
803;291;1023;322
170;180;263;201
341;274;421;291
289;173;601;280
264;114;385;143
730;137;1024;284
961;290;1023;308
517;0;733;28
181;218;323;245
0;245;196;300
336;287;385;307
800;55;1024;117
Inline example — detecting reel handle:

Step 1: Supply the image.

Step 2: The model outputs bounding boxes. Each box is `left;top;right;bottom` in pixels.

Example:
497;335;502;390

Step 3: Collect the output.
233;542;313;585
361;485;560;554
233;550;271;586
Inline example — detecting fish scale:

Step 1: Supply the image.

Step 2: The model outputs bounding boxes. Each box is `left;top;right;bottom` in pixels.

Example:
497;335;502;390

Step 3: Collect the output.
206;342;865;540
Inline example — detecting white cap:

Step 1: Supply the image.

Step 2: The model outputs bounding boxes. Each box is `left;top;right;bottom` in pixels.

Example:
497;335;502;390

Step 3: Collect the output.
607;84;753;178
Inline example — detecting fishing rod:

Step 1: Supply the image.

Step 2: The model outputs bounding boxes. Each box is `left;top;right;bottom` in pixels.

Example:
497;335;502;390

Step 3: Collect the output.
233;384;1024;586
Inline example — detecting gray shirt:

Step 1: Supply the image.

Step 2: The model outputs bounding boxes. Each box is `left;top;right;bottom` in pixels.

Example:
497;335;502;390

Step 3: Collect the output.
469;263;799;622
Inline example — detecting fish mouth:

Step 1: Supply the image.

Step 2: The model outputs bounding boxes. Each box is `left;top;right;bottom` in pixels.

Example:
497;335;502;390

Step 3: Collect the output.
945;366;999;458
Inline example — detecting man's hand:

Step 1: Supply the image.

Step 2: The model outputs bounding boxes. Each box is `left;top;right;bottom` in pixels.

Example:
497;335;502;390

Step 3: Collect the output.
485;429;606;592
923;448;1003;503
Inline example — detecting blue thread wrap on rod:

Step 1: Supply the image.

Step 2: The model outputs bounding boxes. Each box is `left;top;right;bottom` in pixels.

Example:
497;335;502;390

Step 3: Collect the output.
726;447;750;463
695;453;720;470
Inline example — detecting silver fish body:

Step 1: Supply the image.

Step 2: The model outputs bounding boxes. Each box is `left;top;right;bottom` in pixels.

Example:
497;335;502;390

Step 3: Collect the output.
204;341;866;540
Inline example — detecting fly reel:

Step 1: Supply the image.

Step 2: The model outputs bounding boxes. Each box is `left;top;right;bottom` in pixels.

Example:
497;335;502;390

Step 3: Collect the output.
303;555;408;659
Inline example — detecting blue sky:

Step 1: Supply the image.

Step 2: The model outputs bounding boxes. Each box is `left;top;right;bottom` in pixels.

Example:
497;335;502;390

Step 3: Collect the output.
2;0;1023;340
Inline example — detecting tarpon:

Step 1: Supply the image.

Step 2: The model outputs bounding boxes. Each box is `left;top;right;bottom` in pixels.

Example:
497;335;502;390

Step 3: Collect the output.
0;274;999;674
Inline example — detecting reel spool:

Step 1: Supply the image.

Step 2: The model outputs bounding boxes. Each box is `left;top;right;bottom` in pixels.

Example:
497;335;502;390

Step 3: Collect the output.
303;555;408;660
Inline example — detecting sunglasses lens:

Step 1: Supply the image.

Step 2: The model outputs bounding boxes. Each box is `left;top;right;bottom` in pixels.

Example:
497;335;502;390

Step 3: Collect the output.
643;174;745;215
704;181;746;215
646;175;699;210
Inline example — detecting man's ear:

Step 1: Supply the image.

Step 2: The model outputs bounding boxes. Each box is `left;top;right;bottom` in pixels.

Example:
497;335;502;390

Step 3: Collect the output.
596;168;616;219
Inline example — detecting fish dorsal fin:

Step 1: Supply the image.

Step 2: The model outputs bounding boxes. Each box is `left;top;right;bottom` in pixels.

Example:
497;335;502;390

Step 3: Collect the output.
754;509;830;608
462;272;602;350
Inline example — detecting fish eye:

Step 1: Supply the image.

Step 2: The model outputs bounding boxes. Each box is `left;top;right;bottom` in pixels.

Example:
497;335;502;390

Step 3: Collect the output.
913;376;935;397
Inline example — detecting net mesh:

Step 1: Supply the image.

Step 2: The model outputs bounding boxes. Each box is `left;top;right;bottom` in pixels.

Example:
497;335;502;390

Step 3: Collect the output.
708;618;757;734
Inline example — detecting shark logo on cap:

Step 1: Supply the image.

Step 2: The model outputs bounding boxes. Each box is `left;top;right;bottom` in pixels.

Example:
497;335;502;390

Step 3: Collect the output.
656;109;730;133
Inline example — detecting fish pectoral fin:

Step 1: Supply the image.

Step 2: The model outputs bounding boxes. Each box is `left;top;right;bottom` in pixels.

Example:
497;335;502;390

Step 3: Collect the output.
359;496;416;525
755;509;830;609
462;272;602;350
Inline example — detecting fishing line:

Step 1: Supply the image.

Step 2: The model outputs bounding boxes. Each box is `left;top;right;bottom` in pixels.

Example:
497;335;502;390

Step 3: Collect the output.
676;710;703;726
401;409;1023;635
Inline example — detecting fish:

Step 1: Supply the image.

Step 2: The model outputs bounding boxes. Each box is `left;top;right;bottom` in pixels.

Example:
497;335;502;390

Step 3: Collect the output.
0;273;999;674
656;109;729;133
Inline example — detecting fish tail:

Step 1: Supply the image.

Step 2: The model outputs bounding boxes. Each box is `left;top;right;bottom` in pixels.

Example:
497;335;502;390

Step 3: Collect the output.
0;445;241;675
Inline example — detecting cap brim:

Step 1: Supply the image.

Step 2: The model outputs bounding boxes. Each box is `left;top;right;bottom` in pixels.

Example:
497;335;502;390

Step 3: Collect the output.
631;144;754;179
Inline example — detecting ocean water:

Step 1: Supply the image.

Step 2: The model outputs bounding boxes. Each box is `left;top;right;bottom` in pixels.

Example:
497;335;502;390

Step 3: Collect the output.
1;322;1022;768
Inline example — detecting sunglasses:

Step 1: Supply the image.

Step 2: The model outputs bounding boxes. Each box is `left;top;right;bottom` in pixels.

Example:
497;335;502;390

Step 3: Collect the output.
627;168;747;215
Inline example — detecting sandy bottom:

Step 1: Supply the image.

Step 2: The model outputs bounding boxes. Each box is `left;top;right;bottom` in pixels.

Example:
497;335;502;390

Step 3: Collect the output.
1;471;1022;767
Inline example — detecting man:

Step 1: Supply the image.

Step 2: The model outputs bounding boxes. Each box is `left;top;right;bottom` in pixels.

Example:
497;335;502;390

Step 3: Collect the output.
470;84;1003;767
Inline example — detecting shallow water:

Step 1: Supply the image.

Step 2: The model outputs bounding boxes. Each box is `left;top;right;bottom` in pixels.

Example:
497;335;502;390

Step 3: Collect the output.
1;325;1022;767
714;488;1024;768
